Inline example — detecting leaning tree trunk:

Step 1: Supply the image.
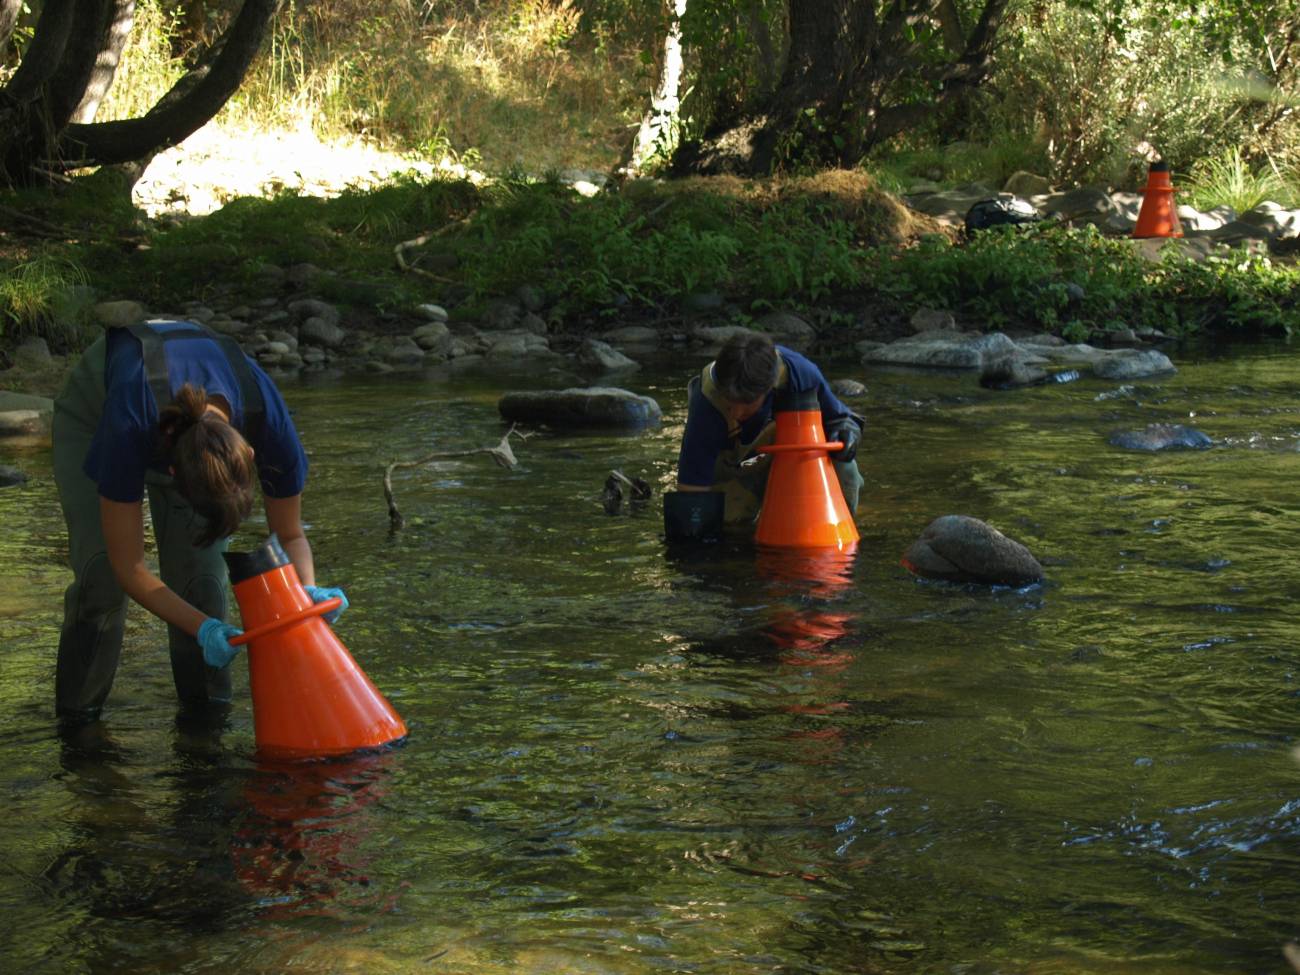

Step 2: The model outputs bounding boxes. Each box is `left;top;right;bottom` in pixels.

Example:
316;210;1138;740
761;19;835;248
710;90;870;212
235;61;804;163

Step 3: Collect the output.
71;0;138;124
0;0;114;182
673;0;1008;176
60;0;279;167
0;0;278;185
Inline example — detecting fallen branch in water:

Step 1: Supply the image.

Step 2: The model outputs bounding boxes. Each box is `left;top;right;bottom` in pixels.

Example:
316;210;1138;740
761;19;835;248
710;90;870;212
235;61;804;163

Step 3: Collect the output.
384;424;533;530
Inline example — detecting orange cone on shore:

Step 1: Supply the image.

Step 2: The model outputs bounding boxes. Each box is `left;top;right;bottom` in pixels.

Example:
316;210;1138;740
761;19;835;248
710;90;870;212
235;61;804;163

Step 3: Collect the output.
755;410;860;550
224;535;407;760
1132;160;1183;238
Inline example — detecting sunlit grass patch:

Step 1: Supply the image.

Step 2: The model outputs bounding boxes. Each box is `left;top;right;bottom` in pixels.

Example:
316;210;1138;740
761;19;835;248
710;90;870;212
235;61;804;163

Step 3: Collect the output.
1182;147;1298;213
0;254;93;351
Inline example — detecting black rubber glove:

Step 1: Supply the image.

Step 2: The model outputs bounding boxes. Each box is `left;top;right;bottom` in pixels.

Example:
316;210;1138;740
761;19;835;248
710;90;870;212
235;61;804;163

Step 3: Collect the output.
826;416;862;464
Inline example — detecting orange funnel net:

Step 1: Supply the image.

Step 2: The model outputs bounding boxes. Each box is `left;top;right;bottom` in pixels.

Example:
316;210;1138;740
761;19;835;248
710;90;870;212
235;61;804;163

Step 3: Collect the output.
755;410;860;549
1132;159;1183;239
224;535;407;760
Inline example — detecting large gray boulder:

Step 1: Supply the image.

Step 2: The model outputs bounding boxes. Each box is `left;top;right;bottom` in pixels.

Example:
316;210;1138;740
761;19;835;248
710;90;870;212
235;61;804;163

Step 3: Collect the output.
93;299;147;328
0;391;54;442
902;515;1045;587
864;331;1032;369
300;316;347;348
755;310;817;345
1092;348;1176;380
578;338;639;373
601;325;659;348
498;386;662;429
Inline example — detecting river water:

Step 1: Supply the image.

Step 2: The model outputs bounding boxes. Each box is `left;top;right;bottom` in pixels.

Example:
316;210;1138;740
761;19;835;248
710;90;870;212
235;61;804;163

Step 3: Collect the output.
2;340;1300;974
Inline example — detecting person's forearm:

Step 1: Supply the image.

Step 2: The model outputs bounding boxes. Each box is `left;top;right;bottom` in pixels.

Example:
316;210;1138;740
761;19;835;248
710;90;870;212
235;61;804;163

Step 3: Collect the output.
278;529;316;587
115;563;208;636
264;493;316;586
675;482;714;492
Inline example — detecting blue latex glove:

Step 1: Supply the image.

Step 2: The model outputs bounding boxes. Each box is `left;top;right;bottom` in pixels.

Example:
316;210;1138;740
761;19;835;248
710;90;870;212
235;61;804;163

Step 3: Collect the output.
304;584;348;624
198;617;243;669
826;416;862;464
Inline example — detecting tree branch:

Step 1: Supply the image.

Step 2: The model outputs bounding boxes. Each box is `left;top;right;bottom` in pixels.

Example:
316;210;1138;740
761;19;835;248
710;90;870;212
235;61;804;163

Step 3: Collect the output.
59;0;280;167
383;424;533;531
394;217;470;283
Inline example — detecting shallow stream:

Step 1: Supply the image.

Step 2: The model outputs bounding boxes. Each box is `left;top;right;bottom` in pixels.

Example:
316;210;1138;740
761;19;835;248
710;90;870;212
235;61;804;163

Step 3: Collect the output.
3;341;1300;973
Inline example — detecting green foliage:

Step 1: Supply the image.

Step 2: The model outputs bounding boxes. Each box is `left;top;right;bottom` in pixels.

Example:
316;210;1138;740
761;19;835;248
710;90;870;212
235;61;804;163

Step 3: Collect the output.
868;223;1298;338
446;175;872;315
58;173;479;310
1183;147;1298;211
982;0;1300;187
0;256;93;350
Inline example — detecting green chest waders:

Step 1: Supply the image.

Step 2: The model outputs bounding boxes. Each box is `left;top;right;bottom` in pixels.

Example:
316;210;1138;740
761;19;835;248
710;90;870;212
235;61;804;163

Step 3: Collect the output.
52;322;265;721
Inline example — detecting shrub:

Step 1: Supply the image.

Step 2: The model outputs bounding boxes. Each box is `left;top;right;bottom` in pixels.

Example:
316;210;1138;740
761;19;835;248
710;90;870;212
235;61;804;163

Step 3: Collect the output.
1183;147;1298;212
982;2;1299;188
867;224;1298;338
0;255;93;350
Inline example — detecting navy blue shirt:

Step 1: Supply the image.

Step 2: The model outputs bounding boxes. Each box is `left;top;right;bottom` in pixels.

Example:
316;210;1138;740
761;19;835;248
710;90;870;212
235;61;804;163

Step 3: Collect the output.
84;322;308;502
677;345;851;487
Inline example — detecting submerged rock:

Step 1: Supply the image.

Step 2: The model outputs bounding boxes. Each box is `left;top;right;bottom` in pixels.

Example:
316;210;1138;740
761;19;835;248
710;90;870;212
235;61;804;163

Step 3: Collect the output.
830;378;868;398
0;464;26;487
498;386;662;429
1108;423;1212;451
902;514;1045;587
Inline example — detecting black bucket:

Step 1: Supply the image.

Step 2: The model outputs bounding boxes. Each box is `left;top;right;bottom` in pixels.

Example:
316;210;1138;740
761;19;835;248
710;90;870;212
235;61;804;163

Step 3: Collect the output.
663;491;725;543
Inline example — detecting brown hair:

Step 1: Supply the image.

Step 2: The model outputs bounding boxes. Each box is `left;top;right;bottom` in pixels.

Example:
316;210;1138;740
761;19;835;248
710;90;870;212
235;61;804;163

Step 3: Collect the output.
158;383;256;547
714;332;778;404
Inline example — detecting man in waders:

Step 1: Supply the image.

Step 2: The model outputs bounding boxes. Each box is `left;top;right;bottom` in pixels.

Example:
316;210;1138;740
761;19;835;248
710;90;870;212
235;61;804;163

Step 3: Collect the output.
669;332;863;537
51;319;347;724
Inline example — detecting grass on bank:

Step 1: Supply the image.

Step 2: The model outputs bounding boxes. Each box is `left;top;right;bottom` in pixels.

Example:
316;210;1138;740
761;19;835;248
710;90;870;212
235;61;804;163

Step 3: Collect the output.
1;169;1297;369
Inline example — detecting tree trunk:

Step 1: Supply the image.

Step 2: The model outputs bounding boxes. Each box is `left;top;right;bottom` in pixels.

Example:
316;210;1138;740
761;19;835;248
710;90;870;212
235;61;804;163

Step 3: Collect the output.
0;0;24;53
623;0;689;174
2;0;82;100
60;0;279;168
672;0;1010;176
0;0;114;181
71;0;137;124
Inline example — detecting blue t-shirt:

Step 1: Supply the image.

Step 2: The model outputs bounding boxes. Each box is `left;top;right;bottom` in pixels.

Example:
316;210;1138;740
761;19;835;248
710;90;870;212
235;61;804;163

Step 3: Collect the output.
677;345;851;487
84;321;308;502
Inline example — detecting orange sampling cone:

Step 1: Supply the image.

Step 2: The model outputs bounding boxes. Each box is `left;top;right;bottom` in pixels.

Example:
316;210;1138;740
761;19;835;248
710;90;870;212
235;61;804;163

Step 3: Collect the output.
754;410;860;549
224;535;407;760
1132;160;1183;238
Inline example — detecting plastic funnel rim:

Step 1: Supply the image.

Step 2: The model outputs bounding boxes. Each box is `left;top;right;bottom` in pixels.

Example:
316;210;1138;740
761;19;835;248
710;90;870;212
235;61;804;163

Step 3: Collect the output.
229;597;342;647
756;441;846;455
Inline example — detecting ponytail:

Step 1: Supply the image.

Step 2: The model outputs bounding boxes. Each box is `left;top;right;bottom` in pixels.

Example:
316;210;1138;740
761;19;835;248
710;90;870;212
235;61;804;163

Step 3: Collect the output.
159;384;256;547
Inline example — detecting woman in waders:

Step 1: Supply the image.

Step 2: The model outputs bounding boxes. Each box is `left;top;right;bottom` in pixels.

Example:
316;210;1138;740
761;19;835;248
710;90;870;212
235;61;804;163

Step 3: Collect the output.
51;319;347;724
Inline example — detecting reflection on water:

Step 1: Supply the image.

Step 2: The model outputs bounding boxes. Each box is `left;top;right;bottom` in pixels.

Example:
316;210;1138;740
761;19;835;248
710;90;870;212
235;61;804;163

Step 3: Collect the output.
233;751;398;921
2;343;1300;973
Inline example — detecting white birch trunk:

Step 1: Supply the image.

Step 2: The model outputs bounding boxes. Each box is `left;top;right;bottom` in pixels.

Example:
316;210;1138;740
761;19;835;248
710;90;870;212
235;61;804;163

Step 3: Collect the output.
626;0;688;174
